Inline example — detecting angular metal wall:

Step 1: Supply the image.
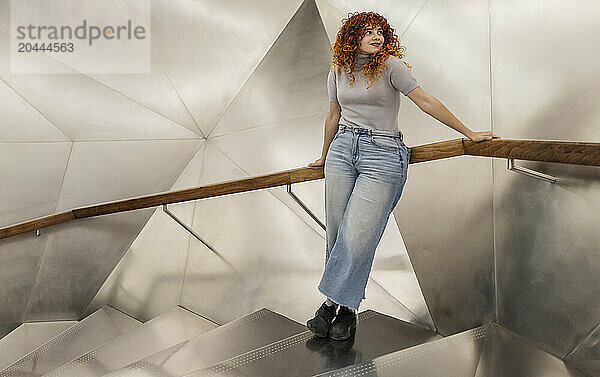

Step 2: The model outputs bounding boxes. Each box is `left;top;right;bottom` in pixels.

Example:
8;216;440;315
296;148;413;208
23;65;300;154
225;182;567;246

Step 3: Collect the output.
0;0;203;328
85;144;207;321
475;324;591;377
88;0;433;329
392;0;496;336
1;1;599;375
491;0;600;369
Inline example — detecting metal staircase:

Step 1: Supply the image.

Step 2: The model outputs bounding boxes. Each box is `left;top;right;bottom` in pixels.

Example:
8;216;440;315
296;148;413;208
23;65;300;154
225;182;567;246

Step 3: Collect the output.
0;304;590;377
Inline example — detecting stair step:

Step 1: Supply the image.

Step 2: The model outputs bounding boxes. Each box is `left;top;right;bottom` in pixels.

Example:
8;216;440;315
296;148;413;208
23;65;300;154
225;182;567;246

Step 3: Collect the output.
313;324;489;377
44;306;217;377
187;310;439;377
105;308;306;377
0;305;140;377
0;321;77;371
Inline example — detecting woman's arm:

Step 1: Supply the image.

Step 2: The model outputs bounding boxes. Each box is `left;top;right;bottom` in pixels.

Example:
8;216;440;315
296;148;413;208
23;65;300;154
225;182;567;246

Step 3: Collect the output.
407;87;499;142
309;102;341;167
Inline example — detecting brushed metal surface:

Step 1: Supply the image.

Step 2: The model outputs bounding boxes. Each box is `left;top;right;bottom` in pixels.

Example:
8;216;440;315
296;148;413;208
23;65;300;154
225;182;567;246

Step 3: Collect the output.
44;307;217;377
53;140;200;211
474;323;591;377
0;324;18;343
491;0;600;361
316;0;426;45
0;142;71;228
85;145;206;321
105;309;306;377
0;232;48;339
181;140;328;324
0;0;200;136
0;321;76;370
0;306;139;377
314;324;488;377
390;0;496;336
188;310;439;377
210;0;330;138
25;139;200;321
0;35;198;141
0;79;68;142
565;322;600;377
150;0;303;136
25;209;156;321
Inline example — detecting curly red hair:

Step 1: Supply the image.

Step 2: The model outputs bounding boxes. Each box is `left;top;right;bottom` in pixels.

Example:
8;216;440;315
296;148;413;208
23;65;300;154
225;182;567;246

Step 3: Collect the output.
331;11;413;89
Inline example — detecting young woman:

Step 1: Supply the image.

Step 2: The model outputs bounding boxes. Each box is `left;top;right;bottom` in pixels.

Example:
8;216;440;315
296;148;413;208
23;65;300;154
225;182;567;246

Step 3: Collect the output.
307;11;499;341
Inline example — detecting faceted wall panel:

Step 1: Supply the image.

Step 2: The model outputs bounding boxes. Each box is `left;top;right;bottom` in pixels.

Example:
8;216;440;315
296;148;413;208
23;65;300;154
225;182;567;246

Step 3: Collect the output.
475;324;591;377
0;233;48;333
210;0;331;137
0;33;199;142
0;80;68;142
55;140;200;211
491;0;600;360
85;143;207;321
150;0;304;136
392;0;495;335
0;142;71;227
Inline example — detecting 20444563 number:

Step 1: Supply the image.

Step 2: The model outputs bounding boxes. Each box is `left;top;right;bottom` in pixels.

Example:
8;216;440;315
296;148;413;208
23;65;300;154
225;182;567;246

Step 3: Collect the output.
18;42;74;53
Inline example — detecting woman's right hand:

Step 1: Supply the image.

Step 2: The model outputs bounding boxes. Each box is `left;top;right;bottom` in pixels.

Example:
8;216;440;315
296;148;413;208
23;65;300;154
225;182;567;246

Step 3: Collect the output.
308;157;326;167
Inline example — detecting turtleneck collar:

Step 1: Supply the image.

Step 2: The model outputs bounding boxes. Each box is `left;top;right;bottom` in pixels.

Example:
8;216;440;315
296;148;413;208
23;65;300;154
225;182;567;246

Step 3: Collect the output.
355;52;371;69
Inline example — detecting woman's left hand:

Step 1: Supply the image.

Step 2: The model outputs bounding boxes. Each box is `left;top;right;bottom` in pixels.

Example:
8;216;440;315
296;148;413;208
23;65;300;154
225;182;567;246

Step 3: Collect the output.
468;131;501;142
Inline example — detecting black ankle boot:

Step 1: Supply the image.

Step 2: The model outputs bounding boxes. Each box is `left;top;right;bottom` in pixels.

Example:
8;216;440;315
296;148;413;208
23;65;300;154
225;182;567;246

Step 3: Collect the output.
307;302;337;338
329;306;357;341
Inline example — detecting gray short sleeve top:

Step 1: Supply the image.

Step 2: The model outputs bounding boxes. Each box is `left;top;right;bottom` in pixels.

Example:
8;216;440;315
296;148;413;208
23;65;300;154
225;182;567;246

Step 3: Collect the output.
327;53;419;132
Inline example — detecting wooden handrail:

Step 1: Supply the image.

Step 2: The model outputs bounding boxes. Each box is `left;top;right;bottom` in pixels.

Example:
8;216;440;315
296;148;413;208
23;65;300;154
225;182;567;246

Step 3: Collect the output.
463;139;600;166
1;138;599;240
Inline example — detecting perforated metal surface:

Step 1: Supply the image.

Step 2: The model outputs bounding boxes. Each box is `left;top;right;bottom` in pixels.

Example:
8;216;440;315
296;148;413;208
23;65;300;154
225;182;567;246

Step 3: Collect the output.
0;321;76;371
0;306;139;377
188;310;438;377
105;308;306;377
43;306;216;377
314;324;489;377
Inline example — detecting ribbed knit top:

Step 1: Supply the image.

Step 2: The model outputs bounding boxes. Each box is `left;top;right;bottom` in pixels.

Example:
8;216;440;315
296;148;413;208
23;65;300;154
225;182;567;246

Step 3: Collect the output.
327;53;420;132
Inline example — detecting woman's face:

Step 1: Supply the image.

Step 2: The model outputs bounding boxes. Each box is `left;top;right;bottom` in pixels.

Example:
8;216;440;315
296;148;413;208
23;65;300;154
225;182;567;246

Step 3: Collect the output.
357;24;384;54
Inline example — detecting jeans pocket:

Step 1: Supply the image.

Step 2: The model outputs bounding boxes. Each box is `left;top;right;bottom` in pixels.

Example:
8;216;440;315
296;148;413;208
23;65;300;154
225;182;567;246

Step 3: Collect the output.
370;134;400;153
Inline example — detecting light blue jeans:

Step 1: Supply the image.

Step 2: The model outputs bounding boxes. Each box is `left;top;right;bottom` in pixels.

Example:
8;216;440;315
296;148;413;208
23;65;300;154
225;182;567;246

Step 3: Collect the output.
318;124;411;310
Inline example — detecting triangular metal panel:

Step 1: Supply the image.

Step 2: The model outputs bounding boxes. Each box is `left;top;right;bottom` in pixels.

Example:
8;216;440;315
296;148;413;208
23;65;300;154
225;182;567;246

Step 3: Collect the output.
0;80;69;142
150;0;304;136
316;0;427;43
0;234;48;336
0;33;199;142
391;0;495;336
0;142;71;227
209;0;331;137
85;143;207;321
25;140;201;320
54;140;200;211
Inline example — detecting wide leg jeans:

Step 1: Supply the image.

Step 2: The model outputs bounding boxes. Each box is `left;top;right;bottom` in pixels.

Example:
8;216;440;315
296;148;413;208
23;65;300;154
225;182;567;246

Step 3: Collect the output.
318;124;411;310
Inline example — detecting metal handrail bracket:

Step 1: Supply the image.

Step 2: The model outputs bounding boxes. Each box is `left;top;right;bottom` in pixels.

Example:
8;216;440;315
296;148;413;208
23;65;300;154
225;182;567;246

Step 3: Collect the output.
286;184;326;231
507;159;557;183
162;204;237;272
